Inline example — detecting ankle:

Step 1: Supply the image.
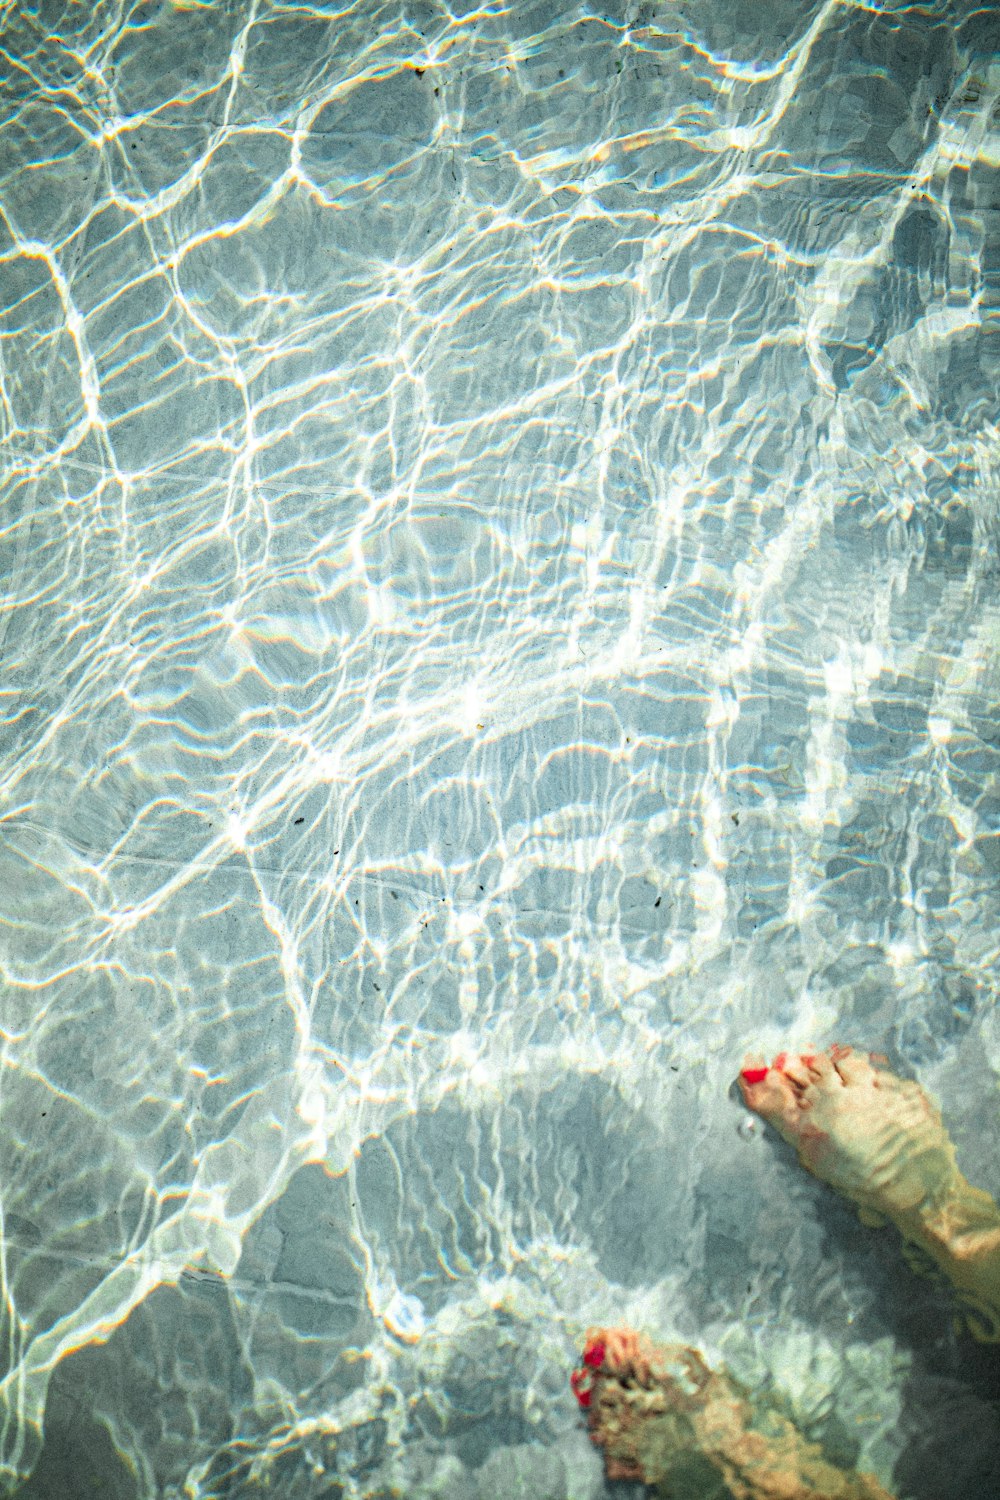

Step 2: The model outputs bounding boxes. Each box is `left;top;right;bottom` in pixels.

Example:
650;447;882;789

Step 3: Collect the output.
910;1172;1000;1267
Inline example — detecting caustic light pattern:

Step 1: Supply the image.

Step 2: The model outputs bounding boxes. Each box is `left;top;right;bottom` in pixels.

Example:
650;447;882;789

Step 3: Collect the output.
1;0;999;1496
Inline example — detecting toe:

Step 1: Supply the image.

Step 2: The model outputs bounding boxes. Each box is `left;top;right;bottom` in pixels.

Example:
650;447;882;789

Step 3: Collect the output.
804;1050;839;1085
831;1047;878;1087
738;1064;770;1106
777;1052;817;1088
739;1060;802;1138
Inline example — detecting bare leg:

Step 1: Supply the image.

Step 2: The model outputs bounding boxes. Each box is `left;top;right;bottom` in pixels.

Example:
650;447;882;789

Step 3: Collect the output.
740;1047;1000;1341
572;1325;895;1499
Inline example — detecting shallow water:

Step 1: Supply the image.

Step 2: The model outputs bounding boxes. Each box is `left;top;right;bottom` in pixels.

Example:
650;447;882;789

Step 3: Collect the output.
1;2;999;1496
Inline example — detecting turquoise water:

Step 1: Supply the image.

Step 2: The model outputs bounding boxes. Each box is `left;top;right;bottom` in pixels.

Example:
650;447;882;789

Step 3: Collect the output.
1;2;998;1495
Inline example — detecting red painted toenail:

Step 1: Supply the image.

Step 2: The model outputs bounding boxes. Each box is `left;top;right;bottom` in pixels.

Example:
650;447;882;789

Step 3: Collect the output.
570;1368;593;1407
583;1339;606;1369
773;1052;787;1071
741;1066;768;1085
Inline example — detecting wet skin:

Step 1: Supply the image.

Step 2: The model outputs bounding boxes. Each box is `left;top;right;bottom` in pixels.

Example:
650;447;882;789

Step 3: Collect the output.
740;1046;1000;1341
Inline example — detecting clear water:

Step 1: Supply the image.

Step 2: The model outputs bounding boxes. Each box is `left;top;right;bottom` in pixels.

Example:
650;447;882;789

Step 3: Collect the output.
1;2;998;1496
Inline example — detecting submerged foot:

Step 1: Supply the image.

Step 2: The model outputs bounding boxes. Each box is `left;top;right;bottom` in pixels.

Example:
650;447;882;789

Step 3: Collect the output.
738;1046;956;1225
739;1046;1000;1341
572;1324;895;1499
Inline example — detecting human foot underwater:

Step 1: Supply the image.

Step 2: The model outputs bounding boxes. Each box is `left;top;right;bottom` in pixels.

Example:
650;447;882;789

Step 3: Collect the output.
573;1046;1000;1499
739;1045;1000;1344
572;1324;895;1500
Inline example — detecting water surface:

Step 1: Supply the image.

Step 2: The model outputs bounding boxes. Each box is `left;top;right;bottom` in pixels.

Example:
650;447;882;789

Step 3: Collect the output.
1;2;999;1496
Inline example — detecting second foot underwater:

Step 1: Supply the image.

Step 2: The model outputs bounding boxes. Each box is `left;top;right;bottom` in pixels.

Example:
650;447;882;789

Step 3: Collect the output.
572;1325;895;1500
